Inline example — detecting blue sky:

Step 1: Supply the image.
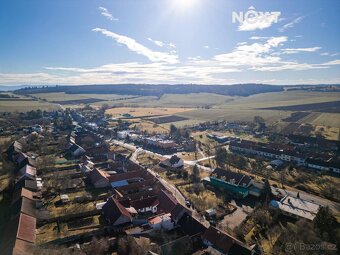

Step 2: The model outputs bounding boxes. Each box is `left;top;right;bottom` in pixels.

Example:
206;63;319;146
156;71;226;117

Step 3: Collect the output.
0;0;339;85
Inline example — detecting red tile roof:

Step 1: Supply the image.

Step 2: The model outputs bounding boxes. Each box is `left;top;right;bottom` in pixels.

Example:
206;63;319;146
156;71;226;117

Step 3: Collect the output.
108;170;152;182
130;196;159;210
202;226;253;254
88;168;110;183
158;189;178;213
102;196;132;224
16;213;36;243
12;188;34;205
115;179;157;193
202;226;235;253
12;239;34;255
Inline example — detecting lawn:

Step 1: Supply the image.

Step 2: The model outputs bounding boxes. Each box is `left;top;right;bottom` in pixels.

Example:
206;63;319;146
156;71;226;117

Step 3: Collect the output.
36;215;103;244
45;191;99;217
137;153;161;167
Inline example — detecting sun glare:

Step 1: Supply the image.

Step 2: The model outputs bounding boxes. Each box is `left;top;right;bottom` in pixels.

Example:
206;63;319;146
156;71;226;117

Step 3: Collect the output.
172;0;197;11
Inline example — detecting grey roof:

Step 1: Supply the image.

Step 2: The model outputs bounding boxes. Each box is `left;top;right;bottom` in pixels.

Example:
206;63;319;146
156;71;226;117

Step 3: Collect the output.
212;168;252;187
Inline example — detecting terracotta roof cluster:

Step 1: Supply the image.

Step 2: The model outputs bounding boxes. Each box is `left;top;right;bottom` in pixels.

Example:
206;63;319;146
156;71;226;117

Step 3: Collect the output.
3;137;40;255
2;188;37;255
10;213;36;255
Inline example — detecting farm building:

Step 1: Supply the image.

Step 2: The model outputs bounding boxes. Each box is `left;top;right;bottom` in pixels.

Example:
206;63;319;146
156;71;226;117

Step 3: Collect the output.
270;195;320;221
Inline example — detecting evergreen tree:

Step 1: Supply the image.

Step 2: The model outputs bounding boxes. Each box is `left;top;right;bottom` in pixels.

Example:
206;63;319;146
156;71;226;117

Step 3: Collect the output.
314;206;337;243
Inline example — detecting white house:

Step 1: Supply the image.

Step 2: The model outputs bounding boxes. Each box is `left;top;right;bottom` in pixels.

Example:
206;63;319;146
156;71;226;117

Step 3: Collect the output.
117;130;132;139
160;155;184;169
148;213;174;230
130;196;159;213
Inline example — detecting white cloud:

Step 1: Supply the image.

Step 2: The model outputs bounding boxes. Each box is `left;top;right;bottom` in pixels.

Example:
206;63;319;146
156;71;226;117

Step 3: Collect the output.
252;63;328;72
320;52;329;56
214;36;287;66
168;43;176;49
250;36;269;40
238;12;281;31
279;16;303;32
147;38;176;49
4;36;339;86
281;47;321;54
92;28;179;64
320;59;340;65
187;56;201;61
98;7;118;21
204;45;209;49
148;38;164;47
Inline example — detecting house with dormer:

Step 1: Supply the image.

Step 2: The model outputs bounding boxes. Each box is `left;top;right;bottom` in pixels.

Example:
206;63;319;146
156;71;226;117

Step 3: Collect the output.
208;168;252;198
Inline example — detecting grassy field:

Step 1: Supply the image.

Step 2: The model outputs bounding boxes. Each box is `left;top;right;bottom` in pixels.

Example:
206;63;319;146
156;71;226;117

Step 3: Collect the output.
106;107;193;118
36;215;103;244
9;90;340;130
129;119;170;133
30;92;135;102
0;99;60;112
218;91;340;109
152;93;235;107
93;93;234;108
171;91;340;129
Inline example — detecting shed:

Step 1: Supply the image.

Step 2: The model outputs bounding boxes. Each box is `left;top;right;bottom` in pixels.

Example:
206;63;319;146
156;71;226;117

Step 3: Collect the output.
60;194;70;203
